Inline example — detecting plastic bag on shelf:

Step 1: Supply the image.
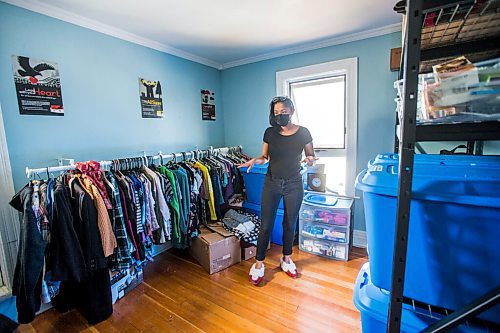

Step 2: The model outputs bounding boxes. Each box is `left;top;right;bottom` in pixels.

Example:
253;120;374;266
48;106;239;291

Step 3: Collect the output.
394;57;500;123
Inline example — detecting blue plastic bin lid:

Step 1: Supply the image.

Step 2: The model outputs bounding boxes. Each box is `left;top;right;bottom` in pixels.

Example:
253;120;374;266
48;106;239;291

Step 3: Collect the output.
353;263;486;332
304;192;338;207
303;192;353;209
239;163;269;175
356;153;500;208
240;162;308;175
369;153;500;169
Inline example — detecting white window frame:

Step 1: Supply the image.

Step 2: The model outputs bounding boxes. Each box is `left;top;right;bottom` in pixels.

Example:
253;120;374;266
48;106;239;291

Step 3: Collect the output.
276;58;358;196
0;102;18;296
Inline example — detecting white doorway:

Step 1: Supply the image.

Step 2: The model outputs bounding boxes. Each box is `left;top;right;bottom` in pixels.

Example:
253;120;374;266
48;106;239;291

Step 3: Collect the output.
276;58;358;196
0;102;18;296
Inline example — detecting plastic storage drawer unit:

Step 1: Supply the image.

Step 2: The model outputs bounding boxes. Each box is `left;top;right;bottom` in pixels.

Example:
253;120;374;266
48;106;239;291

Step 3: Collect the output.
242;201;285;245
299;192;354;261
356;154;500;323
354;263;490;333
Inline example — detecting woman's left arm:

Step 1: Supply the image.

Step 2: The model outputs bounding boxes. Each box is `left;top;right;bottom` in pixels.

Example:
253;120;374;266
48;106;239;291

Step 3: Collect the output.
302;142;318;166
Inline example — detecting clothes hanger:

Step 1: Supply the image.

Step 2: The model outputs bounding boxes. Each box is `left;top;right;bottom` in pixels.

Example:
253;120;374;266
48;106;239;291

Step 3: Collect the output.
167;153;177;168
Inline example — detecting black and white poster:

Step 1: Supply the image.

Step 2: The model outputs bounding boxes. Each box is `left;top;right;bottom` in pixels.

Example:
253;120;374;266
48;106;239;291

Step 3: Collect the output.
11;55;64;116
139;78;164;118
201;89;216;121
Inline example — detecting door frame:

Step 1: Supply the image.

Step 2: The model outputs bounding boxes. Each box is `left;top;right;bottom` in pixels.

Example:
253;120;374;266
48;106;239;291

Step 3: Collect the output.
0;102;18;294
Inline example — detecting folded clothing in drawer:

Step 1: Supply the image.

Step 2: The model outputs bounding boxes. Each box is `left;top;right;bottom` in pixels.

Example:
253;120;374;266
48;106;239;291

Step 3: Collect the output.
300;192;353;226
300;222;349;243
300;236;349;261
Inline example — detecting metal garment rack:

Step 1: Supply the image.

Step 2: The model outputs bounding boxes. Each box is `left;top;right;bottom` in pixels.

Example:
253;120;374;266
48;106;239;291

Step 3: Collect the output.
389;0;500;332
25;145;243;179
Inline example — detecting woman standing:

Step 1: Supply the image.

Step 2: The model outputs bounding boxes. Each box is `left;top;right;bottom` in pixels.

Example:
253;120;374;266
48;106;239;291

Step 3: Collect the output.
239;96;317;285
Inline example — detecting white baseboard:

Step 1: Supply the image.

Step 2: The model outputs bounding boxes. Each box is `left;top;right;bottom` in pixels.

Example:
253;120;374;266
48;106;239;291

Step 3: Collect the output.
353;230;367;248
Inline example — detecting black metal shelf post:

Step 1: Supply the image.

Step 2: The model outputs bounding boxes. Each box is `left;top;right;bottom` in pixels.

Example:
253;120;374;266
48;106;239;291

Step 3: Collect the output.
387;1;424;332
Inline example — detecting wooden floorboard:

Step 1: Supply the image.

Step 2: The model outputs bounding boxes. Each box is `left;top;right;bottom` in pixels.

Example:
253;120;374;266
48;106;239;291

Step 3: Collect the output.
16;244;368;333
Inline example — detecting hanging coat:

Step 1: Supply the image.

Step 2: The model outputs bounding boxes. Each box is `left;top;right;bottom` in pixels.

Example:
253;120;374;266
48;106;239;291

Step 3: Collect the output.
9;184;47;324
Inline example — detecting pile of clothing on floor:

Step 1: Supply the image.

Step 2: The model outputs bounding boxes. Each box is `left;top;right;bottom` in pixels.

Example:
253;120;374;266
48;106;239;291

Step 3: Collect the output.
221;209;261;244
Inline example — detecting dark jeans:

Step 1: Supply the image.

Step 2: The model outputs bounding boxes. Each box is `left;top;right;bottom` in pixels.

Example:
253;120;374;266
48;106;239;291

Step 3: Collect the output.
256;173;304;261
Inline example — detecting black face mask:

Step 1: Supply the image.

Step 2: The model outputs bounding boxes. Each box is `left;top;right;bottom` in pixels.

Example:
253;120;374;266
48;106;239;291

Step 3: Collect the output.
273;114;290;126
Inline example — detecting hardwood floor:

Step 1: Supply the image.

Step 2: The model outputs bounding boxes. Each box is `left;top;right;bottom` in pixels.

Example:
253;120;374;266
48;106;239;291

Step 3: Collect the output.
17;245;368;333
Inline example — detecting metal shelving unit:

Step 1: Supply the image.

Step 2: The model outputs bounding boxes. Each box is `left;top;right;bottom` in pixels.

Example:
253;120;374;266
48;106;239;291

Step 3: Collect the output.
389;0;500;332
394;0;500;153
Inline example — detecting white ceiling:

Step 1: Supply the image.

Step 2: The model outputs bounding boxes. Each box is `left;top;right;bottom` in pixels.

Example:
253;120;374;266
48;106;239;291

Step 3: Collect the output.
6;0;402;69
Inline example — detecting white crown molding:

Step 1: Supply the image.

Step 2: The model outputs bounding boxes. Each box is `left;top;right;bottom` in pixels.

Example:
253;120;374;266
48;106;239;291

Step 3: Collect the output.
3;0;222;69
220;23;402;70
353;230;367;248
4;0;400;71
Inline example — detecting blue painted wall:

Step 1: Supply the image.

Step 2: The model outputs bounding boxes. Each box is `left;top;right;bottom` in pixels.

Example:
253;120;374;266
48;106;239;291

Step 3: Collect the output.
0;2;224;191
0;1;402;232
221;33;401;231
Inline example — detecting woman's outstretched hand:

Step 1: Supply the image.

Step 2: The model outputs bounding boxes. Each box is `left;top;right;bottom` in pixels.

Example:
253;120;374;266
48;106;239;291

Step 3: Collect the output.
238;158;256;173
302;156;319;166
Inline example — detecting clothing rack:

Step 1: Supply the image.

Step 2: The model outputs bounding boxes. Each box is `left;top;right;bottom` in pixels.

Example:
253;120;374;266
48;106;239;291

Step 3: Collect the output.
25;145;243;179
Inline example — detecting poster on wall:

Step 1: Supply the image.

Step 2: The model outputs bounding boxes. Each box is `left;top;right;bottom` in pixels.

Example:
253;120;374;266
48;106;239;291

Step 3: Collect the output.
201;89;216;121
139;78;164;118
11;55;64;116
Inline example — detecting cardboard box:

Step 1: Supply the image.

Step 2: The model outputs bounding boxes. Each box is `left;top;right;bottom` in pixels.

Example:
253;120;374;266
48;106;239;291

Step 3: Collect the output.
241;241;271;261
242;245;257;260
189;226;241;274
390;47;402;72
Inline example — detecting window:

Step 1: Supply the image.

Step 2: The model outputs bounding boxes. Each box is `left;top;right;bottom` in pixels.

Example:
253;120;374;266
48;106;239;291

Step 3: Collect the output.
289;75;346;149
276;58;358;196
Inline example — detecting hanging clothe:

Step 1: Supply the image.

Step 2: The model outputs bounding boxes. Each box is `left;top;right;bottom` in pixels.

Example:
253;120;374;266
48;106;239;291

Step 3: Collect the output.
9;184;47;324
10;147;249;325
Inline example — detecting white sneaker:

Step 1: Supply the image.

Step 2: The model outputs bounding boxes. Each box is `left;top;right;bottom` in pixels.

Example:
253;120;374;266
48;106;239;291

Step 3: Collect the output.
280;257;298;278
249;263;265;285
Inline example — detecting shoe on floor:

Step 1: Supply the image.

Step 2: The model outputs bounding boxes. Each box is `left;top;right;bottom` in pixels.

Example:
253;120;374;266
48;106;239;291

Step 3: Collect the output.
280;257;298;278
249;263;265;285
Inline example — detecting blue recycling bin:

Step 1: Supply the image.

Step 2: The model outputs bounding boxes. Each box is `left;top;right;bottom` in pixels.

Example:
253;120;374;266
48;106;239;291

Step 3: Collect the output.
356;153;500;323
354;263;490;333
240;163;284;209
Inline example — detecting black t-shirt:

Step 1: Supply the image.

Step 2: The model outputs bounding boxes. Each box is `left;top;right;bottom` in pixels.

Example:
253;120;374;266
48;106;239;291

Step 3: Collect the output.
263;126;313;179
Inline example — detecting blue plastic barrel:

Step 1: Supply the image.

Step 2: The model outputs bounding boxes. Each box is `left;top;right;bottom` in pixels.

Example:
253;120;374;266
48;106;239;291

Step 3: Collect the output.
240;163;284;208
356;153;500;323
354;263;490;333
